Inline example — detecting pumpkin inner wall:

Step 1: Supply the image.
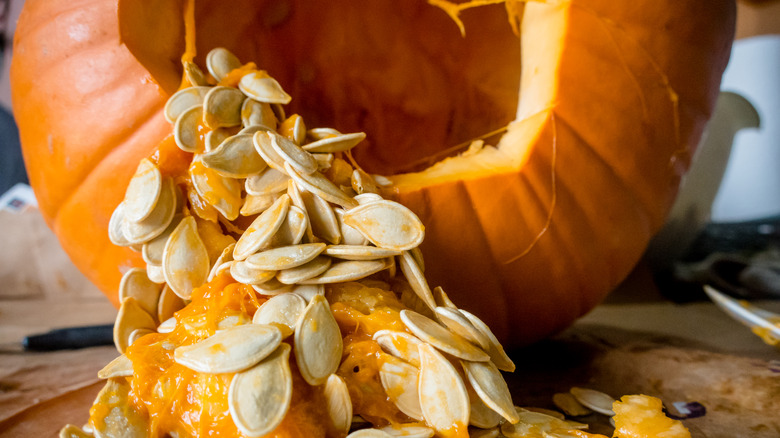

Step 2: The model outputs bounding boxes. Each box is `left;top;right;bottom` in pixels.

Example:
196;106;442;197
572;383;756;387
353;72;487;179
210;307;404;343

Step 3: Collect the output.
121;0;522;176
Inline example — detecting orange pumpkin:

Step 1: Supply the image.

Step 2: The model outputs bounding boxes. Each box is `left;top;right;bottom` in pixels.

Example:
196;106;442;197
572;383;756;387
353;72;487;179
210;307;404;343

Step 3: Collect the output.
11;0;734;346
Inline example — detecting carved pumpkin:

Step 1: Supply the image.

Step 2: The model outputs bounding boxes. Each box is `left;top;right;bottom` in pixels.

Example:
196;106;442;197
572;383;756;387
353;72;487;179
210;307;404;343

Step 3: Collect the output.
11;0;734;346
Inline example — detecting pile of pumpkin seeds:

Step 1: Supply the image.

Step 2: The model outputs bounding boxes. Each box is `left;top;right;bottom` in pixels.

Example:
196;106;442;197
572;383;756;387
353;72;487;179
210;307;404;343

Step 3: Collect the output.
61;48;601;438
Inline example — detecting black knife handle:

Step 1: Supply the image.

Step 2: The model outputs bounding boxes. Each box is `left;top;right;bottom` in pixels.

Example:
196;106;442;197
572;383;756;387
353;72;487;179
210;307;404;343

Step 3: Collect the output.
22;324;115;351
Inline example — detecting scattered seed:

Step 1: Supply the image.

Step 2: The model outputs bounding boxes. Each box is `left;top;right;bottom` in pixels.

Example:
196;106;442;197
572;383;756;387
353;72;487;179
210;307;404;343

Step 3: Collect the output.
569;387;616;416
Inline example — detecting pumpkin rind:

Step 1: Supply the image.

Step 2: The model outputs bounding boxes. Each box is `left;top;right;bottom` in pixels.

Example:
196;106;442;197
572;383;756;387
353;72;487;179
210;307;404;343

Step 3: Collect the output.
11;0;734;344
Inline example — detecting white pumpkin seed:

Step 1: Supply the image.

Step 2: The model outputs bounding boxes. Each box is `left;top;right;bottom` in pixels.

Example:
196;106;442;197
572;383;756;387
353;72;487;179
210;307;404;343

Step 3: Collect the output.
569;387;616;416
174;105;204;152
284;162;358;209
162;216;210;299
241;193;278;216
241;99;278;130
252;292;307;333
268;205;308;247
379;424;434;438
353;193;384;205
204;127;232;152
203;85;245;129
373;330;423;367
206;47;242;82
190;158;243;221
208;243;235;282
397;251;436;310
233;194;290;260
294;295;343;385
400;310;489;362
325;245;402;261
245;167;289;196
142;215;181;266
108;202;132;246
122;177;177;245
157;316;177;334
128;328;153;346
146;263;166;284
90;379;147;438
118;268;162;318
245;243;326;270
299;259;388;284
324;374;352;435
462;360;518;423
183;61;208;86
343;200;424;251
276;256;332;284
239;123;274;135
239;73;292;104
97;354;134;379
164;86;210;124
270;132;318;175
201;134;266;178
313;153;334;171
292;284;325;303
552;392;592;417
458;310;515;372
302;132;366;153
174;324;282;374
252;277;294;295
230;260;276;285
379;355;423;421
351;169;379;195
435;307;491;350
113;297;156;354
229;343;292;437
253;131;290;173
468;379;502;429
301;189;342;244
335;208;368;246
432;286;457;309
123;158;162;223
306;127;341;141
417;343;470;434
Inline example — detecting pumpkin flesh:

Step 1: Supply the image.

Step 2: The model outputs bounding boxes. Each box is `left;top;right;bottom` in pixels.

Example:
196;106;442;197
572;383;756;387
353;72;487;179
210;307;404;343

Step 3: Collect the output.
11;0;734;346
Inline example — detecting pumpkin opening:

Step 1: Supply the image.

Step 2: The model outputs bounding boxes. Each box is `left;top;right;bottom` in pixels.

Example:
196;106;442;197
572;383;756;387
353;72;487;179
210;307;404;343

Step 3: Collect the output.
119;0;523;178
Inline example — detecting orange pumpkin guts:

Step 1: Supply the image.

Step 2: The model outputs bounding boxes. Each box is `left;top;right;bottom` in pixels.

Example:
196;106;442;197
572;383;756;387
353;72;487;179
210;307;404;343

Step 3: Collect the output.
11;0;735;346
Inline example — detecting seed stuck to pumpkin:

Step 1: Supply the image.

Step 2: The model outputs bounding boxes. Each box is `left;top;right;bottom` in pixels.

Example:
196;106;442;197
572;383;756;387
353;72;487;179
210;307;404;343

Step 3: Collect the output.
173;324;282;374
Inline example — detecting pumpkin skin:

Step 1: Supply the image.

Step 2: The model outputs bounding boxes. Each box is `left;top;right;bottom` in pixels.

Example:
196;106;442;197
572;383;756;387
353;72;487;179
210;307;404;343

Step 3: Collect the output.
11;0;734;346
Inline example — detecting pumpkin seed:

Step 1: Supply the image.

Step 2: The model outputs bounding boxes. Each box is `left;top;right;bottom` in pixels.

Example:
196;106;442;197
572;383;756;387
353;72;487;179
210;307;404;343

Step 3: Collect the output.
206;47;242;82
324;374;352;435
462;360;518;424
432;287;457;309
201;133;266;178
118;268;162;318
230;260;276;285
351;169;379;195
233;194;290;260
141;215;181;266
417;343;470;434
353;193;384;205
301;189;341;244
241;193;278;216
228;343;292;437
59;424;92;438
108;202;132;246
146;263;166;284
241;99;278;130
458;309;515;372
569;387;616;416
162;216;210;299
239;123;274;135
335;208;368;246
553;393;592;417
253;131;291;173
397;251;436;310
313;152;334;171
294;295;343;385
271;103;286;123
379;355;423;421
113;297;156;354
245;167;289;196
174;324;282;374
270;131;318;175
285;162;358;209
291;115;306;145
97;354;134;379
123;158;162;223
239;72;292;104
467;379;502;429
299;259;388;284
157;316;177;334
208;243;235;282
306;127;341;141
500;409;575;438
435;307;491;350
400;310;489;362
372;174;393;187
164;86;210;124
302;132;366;153
346;430;393;438
252;292;307;334
379;425;434;438
276;256;332;284
90;379;147;438
268;205;308;247
122;177;177;245
292;284;325;303
245;243;326;270
343;200;424;251
203;127;232;152
373;330;422;367
174;105;204;152
203;85;245;129
190;157;243;221
409;247;425;273
128;328;153;345
522;406;567;421
183;60;208;86
252;277;294;295
324;245;402;261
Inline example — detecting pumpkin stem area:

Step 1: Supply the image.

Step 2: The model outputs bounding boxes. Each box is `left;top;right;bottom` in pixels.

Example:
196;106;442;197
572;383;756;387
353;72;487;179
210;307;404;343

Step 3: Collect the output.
120;0;522;177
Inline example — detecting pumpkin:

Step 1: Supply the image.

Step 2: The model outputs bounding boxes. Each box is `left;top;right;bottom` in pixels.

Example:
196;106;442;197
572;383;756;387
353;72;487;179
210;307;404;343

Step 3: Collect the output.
11;0;734;346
